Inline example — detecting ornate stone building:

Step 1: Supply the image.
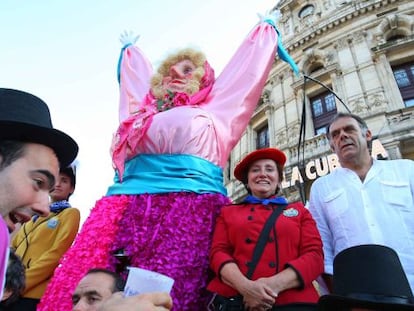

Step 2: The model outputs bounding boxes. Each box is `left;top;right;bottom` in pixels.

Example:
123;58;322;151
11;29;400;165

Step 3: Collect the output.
226;0;414;203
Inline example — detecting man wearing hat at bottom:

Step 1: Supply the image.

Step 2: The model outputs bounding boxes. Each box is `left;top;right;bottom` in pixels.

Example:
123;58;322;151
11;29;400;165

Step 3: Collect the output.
318;245;414;311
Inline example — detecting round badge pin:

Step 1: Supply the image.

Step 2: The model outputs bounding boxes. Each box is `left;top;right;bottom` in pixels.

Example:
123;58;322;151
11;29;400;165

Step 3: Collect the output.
283;208;299;217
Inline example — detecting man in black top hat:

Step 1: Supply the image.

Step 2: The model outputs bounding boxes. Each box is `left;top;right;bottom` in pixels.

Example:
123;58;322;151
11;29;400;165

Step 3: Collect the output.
0;88;78;303
318;245;414;310
9;163;80;311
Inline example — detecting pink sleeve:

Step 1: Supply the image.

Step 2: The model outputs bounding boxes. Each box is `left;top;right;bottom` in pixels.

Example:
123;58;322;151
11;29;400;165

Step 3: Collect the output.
118;45;154;122
0;219;9;298
205;22;278;165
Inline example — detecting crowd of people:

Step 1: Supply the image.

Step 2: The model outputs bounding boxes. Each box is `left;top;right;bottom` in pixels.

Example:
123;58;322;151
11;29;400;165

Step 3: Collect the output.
0;8;413;311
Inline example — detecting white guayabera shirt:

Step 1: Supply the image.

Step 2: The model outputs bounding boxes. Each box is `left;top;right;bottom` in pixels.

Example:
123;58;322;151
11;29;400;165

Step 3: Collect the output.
309;158;414;291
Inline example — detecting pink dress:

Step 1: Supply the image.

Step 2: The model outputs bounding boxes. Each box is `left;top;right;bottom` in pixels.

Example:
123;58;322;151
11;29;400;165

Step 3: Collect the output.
0;218;9;298
39;21;279;311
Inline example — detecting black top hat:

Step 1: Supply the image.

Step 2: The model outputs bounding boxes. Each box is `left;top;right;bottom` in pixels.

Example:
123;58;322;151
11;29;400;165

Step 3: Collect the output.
0;88;78;167
318;245;414;310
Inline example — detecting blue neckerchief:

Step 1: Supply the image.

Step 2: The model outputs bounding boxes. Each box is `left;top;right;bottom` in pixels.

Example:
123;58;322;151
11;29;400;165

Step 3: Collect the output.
243;195;288;205
32;200;71;222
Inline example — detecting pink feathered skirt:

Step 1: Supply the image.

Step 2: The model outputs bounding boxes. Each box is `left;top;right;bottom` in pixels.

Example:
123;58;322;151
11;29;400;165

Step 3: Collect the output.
38;192;229;311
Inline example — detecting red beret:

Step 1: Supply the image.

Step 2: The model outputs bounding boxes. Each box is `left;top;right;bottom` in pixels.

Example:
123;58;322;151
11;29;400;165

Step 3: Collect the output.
234;148;286;182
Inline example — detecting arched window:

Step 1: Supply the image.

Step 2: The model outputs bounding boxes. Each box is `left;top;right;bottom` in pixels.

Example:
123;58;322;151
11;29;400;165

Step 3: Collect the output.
299;4;315;19
387;34;406;42
309;64;324;74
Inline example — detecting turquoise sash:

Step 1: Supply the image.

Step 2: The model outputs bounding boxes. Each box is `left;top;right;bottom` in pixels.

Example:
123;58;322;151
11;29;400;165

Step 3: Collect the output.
106;154;227;195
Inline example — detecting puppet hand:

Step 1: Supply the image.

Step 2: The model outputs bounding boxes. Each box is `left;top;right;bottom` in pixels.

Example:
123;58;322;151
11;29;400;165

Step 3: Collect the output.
258;10;281;27
119;30;140;46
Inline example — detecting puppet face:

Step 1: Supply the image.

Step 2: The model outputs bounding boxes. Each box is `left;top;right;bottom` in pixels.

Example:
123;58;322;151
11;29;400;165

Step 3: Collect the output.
161;59;199;94
150;48;211;100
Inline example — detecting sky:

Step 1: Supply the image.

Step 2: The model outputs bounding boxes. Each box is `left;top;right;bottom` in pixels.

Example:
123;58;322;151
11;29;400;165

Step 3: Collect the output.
1;0;279;224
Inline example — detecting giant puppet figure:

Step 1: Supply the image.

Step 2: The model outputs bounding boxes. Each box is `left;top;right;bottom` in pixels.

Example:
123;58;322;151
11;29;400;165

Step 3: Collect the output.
39;11;298;311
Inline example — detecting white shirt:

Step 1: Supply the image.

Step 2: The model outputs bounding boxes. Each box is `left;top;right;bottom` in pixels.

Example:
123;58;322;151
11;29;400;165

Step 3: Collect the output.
309;158;414;290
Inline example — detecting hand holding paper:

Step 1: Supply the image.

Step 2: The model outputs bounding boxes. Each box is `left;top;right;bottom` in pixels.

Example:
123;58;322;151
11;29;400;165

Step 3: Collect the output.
124;267;174;297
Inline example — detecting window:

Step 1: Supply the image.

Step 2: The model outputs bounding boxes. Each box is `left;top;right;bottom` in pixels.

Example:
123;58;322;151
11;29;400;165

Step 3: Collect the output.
256;125;269;149
315;126;328;135
310;91;337;135
299;4;315;18
388;34;406;42
392;62;414;107
309;64;324;74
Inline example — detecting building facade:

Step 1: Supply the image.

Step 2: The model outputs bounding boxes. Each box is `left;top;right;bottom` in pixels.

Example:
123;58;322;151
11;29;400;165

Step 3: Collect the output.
226;0;414;203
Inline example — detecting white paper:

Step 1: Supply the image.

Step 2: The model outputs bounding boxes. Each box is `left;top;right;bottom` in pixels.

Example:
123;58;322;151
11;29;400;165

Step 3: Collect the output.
123;267;175;297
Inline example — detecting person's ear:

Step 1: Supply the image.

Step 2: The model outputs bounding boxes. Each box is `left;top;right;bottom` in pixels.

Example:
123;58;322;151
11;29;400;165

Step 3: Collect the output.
1;289;12;301
329;140;335;152
365;129;373;142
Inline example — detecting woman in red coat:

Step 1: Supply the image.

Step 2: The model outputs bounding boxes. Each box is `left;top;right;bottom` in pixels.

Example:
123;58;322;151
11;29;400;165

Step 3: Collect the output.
208;148;323;311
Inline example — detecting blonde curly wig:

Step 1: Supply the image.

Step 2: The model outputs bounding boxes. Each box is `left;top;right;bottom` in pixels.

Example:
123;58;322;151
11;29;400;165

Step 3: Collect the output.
150;48;206;99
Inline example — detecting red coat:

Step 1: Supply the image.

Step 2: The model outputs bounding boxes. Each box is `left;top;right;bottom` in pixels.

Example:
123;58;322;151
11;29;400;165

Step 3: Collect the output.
208;201;323;306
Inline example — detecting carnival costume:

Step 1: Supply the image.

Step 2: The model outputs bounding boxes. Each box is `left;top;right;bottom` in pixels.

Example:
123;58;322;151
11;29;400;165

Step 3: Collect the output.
39;12;298;311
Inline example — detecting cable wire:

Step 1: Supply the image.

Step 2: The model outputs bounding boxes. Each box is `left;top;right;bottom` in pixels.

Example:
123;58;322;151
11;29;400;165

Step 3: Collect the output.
296;74;349;203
